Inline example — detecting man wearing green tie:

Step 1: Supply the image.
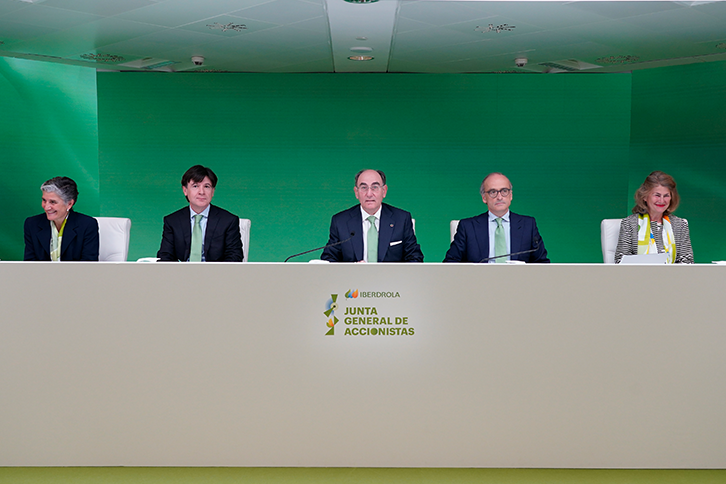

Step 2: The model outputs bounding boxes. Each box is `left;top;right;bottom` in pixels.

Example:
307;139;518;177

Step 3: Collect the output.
444;172;550;263
157;165;243;262
321;169;423;263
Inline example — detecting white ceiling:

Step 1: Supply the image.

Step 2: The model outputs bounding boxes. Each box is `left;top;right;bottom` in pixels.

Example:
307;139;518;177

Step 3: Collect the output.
1;0;726;73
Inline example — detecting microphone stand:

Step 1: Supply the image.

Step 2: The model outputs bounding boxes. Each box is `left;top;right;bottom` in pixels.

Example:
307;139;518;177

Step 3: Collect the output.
478;248;536;264
284;232;356;262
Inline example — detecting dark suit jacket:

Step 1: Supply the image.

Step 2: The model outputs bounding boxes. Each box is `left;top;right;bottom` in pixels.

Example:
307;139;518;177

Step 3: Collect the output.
157;205;243;262
444;211;550;263
321;203;423;262
24;210;99;261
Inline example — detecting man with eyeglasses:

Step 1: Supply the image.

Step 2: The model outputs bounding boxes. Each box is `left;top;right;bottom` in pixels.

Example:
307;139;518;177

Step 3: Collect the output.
444;172;549;263
321;169;423;263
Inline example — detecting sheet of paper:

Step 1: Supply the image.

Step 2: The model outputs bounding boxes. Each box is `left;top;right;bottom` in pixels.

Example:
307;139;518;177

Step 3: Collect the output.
620;253;668;264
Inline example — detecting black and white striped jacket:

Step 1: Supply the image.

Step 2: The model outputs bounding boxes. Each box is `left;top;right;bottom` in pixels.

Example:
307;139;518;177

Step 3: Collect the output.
614;213;694;264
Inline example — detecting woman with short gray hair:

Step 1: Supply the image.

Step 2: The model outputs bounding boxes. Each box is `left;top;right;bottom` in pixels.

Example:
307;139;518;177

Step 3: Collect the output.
24;176;99;261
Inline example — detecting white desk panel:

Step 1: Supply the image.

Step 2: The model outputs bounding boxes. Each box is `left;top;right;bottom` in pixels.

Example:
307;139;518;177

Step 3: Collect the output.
0;263;724;467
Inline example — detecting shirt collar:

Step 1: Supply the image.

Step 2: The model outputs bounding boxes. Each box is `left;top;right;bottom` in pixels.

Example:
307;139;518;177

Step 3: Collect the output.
488;210;510;223
360;205;382;222
189;204;211;220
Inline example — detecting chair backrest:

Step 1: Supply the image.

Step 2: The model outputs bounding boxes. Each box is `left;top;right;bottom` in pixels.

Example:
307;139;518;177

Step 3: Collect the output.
450;220;460;242
601;218;622;264
239;218;251;262
95;217;132;262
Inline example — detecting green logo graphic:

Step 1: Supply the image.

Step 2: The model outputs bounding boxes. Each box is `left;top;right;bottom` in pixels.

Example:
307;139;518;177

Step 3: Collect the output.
324;294;339;336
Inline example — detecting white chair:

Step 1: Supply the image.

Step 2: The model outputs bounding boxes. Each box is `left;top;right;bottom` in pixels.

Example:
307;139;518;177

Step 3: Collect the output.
95;217;132;262
450;220;459;242
601;218;622;264
239;218;251;262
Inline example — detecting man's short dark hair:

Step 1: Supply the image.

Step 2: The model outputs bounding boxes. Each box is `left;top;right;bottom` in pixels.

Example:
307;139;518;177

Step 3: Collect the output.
354;169;386;186
181;165;218;188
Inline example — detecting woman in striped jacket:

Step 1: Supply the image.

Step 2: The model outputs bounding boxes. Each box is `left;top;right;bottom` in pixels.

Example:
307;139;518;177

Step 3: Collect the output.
614;171;694;264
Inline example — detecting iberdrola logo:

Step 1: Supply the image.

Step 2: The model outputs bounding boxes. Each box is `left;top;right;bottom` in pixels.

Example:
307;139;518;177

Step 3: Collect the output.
345;289;359;298
324;294;339;336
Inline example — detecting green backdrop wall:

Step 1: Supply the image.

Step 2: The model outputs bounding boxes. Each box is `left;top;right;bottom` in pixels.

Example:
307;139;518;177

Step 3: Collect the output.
1;57;98;259
629;62;726;264
96;72;631;262
3;58;725;262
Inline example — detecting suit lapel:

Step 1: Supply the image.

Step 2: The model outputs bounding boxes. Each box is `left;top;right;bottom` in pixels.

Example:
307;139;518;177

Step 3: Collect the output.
60;211;78;258
377;204;394;262
509;212;522;255
179;209;192;261
474;214;489;262
347;208;363;261
35;217;52;259
204;205;219;257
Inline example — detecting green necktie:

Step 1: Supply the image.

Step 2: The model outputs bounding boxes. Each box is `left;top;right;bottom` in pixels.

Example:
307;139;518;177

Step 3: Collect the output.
495;217;506;263
190;214;203;262
367;215;378;263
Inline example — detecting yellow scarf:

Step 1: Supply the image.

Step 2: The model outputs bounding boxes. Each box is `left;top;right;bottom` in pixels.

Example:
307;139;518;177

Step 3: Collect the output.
50;216;69;262
637;213;675;264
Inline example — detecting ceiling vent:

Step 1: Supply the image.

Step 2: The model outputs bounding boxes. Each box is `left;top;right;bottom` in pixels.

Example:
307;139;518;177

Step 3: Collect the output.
80;53;125;63
598;55;640;65
475;24;515;34
207;22;247;32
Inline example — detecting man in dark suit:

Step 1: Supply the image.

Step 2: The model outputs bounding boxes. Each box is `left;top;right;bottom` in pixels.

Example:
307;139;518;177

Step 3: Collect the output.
157;165;243;262
321;169;423;263
24;176;99;261
444;172;549;263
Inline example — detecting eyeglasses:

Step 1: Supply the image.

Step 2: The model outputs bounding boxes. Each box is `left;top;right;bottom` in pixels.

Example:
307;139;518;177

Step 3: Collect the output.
485;188;511;198
357;184;382;193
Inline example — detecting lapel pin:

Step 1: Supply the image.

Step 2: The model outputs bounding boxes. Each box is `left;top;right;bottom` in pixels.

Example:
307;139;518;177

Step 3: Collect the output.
390;224;394;227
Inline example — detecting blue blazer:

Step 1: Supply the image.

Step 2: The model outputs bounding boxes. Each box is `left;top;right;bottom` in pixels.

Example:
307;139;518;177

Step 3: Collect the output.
321;203;423;262
157;205;243;262
444;212;550;263
24;210;99;261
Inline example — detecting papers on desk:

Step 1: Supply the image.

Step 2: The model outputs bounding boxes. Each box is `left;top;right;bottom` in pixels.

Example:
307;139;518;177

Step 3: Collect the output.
620;253;668;264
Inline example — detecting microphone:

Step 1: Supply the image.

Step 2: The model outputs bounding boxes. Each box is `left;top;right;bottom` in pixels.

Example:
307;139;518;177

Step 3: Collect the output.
284;231;356;262
478;236;540;264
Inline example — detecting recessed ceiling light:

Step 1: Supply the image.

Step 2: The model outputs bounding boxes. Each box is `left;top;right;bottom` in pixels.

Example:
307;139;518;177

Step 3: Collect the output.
350;47;373;53
355;37;368;41
344;0;379;3
348;55;374;61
